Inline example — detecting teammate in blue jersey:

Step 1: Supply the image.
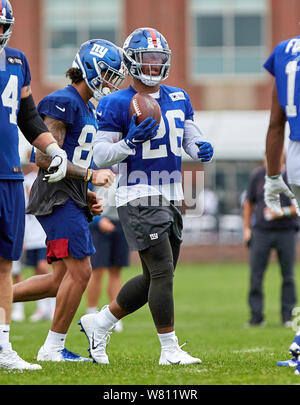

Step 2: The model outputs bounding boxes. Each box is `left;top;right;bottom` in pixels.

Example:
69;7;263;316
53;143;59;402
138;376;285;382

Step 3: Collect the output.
0;0;68;371
12;39;125;363
263;35;300;374
79;27;214;365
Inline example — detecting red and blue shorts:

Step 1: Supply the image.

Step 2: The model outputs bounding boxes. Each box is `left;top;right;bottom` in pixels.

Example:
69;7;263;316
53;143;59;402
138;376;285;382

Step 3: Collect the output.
37;199;95;264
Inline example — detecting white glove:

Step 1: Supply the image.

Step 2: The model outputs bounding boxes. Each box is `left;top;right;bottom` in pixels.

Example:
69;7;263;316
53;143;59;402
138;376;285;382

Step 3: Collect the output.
43;143;68;183
264;174;295;215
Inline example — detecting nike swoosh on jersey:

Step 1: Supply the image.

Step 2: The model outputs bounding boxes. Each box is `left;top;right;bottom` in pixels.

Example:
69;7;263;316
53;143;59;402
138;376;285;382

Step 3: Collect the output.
55;105;66;112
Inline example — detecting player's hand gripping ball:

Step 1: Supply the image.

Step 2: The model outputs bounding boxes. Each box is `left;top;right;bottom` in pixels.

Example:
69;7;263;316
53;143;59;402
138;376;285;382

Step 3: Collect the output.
129;93;161;125
125;93;160;149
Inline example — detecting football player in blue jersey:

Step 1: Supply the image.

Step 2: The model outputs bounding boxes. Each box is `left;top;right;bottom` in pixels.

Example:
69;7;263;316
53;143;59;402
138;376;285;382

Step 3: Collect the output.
11;39;125;363
0;0;68;370
263;35;300;374
79;27;214;365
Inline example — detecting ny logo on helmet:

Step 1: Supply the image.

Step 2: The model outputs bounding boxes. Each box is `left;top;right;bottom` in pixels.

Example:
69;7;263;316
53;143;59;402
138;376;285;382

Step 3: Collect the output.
147;36;162;49
90;44;108;58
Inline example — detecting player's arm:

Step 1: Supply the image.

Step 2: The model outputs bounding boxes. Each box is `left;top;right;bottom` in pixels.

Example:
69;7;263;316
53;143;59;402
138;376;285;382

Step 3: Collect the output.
242;199;253;246
182;120;213;162
264;82;295;213
265;82;286;176
18;85;67;182
93;114;158;168
93;130;136;168
34;116;66;169
36;116;114;186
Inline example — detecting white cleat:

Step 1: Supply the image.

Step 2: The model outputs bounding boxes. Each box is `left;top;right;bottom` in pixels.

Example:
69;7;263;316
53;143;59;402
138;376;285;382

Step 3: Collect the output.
37;345;91;362
159;338;202;365
78;313;111;364
0;346;42;370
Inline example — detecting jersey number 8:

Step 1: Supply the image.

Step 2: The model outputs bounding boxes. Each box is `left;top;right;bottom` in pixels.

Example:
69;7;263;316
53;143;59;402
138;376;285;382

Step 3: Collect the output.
72;125;96;169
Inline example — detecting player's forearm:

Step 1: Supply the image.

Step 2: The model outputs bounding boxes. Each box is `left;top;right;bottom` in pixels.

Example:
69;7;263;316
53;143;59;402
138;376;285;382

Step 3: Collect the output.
93;132;135;168
265;82;286;176
35;149;52;169
65;162;91;181
183;120;207;160
31;132;57;154
243;200;253;230
35;150;90;180
265;127;285;176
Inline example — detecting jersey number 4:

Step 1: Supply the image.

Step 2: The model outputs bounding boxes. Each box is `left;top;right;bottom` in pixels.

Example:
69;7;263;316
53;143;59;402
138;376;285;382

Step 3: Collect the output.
1;75;18;125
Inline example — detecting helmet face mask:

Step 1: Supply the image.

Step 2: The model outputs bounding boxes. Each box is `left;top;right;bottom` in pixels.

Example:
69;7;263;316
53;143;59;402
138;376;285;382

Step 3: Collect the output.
73;39;126;100
123;28;171;87
0;0;14;53
89;59;126;98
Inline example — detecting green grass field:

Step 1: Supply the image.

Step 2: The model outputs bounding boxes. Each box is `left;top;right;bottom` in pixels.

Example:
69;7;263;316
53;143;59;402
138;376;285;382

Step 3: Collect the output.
2;262;300;386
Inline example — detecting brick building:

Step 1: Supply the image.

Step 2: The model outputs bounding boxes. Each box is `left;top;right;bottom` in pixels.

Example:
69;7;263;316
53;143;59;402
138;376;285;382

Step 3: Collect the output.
9;0;300;261
9;0;300;110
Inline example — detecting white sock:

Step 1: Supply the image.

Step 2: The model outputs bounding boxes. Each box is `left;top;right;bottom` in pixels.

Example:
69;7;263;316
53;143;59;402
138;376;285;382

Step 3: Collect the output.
43;330;66;351
0;324;11;351
95;306;119;331
158;331;176;350
296;328;300;337
86;307;98;314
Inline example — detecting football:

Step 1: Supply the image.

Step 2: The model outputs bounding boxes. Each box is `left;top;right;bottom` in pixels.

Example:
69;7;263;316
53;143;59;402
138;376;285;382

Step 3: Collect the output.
129;93;161;125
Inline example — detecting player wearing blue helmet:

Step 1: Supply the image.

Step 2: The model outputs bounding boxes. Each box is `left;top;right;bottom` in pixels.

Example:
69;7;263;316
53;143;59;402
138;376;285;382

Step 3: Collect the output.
79;27;214;365
263;34;300;375
12;39;125;363
0;0;68;371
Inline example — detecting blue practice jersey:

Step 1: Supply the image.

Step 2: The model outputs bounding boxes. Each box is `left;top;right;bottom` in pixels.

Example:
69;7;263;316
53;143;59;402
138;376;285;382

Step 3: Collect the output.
0;47;31;180
264;36;300;141
37;84;97;169
97;85;194;186
27;85;98;218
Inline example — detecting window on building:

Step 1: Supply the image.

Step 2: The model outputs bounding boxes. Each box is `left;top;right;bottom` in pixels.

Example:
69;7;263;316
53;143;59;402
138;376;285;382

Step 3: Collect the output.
190;0;268;77
205;160;262;214
44;0;122;81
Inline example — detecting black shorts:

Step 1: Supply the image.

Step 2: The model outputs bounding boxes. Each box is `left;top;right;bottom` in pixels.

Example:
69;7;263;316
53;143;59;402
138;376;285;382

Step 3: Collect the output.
117;196;183;251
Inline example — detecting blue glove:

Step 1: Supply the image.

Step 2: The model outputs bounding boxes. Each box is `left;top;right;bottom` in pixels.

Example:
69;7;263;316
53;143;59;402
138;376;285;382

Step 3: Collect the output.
124;114;159;149
195;141;214;162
